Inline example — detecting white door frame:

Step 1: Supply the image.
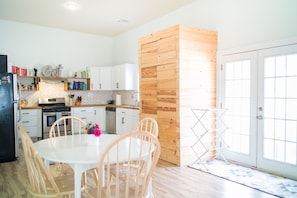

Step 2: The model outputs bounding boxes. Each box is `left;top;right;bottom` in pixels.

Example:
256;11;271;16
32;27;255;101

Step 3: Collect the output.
217;37;297;178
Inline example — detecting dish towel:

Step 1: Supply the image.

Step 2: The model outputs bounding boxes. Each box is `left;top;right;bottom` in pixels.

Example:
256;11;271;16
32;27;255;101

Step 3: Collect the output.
56;112;62;120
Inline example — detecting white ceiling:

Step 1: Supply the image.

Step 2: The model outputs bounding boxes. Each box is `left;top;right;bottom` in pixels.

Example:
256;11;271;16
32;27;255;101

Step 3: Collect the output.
0;0;194;36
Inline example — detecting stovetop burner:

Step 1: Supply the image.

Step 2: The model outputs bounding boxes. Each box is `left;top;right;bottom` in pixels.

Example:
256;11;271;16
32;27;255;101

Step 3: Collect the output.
38;97;70;112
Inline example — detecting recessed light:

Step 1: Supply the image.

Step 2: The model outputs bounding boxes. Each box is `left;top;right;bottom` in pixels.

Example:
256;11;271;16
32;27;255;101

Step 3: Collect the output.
64;1;80;11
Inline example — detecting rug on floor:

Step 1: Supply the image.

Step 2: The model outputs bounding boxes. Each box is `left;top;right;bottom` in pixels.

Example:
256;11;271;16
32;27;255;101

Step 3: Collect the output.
189;160;297;198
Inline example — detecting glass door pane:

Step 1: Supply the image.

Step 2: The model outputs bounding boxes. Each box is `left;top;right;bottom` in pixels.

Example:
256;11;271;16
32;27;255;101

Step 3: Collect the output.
221;52;257;166
258;45;297;180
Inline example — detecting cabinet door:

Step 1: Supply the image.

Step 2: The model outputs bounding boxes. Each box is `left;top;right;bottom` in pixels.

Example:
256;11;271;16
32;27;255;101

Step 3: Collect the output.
112;65;123;90
116;108;139;134
125;111;139;133
93;107;106;131
89;67;100;90
116;108;125;134
99;67;112;90
112;64;136;90
90;67;112;90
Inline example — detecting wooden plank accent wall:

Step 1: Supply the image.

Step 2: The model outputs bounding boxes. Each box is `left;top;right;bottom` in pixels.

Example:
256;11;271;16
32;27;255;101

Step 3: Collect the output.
139;25;217;166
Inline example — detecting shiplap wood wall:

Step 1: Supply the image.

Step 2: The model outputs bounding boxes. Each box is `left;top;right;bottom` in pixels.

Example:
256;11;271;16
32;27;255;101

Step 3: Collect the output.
139;25;217;166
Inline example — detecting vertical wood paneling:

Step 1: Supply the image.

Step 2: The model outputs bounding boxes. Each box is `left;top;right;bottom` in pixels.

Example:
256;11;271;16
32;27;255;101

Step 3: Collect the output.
139;25;217;166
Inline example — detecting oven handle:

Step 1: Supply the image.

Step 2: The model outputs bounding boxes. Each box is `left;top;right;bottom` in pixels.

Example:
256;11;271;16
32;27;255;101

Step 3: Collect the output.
43;112;71;116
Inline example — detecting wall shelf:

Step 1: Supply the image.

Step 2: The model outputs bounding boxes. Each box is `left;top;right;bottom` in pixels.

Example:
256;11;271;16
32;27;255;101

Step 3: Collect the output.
18;76;90;91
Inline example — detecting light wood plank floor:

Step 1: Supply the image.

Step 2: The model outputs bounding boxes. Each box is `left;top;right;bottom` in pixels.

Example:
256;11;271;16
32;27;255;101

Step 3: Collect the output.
0;144;277;198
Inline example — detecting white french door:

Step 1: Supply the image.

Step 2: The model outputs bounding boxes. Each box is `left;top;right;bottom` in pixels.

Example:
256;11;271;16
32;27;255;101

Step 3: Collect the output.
220;51;258;166
220;44;297;180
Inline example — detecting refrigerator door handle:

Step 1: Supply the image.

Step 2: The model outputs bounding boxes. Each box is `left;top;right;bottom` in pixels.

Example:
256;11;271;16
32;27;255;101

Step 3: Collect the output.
17;82;22;122
18;100;21;122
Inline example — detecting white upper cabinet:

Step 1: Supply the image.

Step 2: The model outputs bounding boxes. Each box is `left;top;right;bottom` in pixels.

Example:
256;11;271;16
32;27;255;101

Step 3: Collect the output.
112;64;136;90
89;66;112;90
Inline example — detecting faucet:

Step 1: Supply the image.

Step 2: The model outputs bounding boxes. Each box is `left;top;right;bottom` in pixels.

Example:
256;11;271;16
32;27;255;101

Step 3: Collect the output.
131;91;139;106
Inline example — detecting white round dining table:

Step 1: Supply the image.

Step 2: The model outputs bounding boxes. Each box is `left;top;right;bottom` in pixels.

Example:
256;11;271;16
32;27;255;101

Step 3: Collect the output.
34;134;119;198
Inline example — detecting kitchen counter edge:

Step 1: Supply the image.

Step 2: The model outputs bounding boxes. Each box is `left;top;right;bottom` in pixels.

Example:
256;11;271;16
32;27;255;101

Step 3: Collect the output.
21;104;139;110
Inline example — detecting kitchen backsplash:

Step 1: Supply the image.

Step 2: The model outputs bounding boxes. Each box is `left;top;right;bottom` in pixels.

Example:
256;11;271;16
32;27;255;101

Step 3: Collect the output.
21;81;138;106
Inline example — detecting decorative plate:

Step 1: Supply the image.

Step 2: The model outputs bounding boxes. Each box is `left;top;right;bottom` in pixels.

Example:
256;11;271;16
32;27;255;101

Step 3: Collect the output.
51;69;58;77
42;65;52;76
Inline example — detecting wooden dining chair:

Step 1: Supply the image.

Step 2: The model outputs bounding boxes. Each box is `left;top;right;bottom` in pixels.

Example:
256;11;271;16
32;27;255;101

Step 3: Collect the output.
19;126;75;197
86;131;161;198
49;116;87;176
134;117;159;137
87;117;159;189
49;115;87;138
107;117;159;182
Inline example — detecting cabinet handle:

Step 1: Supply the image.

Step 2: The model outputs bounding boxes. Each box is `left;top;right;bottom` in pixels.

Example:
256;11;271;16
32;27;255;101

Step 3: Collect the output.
22;113;30;115
22;121;30;123
121;117;124;124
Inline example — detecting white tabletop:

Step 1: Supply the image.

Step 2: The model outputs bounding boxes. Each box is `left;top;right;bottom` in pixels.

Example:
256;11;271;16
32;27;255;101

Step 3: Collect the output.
34;134;119;198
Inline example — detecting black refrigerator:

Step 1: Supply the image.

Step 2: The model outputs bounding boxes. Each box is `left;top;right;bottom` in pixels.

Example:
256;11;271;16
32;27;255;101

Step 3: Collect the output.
0;73;20;162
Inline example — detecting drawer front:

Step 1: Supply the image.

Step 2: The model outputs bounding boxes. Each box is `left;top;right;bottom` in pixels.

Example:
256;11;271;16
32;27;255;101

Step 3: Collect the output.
74;114;94;123
21;126;38;137
72;107;94;114
117;108;139;117
20;116;38;127
21;109;39;116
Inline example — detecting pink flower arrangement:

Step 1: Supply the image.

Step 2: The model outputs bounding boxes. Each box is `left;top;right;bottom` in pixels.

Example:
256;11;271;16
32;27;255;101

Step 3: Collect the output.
86;122;101;137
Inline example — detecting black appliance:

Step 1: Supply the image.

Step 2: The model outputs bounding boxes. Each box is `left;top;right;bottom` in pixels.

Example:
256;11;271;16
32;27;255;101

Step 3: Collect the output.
38;98;71;139
0;73;20;162
0;55;8;73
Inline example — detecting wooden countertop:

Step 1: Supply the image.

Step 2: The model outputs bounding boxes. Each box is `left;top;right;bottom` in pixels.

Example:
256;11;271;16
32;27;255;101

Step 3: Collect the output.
21;104;139;110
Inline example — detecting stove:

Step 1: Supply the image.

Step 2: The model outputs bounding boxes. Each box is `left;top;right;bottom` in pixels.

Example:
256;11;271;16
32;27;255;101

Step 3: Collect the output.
39;97;71;139
38;97;71;112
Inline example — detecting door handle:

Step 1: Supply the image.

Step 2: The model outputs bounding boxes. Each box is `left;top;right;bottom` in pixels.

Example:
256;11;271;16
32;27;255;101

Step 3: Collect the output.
257;115;263;120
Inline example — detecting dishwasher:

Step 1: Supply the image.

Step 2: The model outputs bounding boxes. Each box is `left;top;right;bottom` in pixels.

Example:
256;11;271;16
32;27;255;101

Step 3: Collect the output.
105;107;116;134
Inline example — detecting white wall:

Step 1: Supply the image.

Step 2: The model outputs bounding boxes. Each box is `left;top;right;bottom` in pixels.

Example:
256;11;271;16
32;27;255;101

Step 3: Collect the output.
1;0;297;70
112;0;297;64
0;20;113;76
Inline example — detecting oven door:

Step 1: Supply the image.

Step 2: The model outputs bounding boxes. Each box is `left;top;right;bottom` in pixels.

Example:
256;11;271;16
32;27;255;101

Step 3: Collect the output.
42;111;71;139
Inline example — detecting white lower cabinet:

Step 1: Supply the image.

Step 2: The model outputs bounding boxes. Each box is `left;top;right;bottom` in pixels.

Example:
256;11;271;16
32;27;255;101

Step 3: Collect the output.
18;109;42;141
116;108;139;135
71;106;106;133
93;107;106;132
